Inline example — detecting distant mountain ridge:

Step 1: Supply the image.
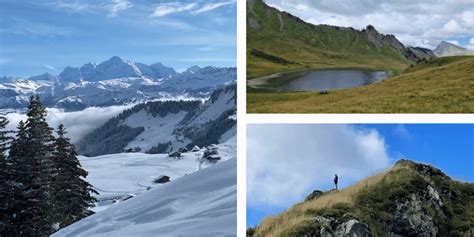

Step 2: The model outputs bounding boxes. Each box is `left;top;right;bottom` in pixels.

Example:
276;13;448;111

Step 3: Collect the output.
0;56;236;111
76;83;236;156
434;41;474;57
57;56;177;82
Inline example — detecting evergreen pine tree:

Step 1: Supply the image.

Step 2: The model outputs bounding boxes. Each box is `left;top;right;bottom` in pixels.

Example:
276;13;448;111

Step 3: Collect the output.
52;124;97;228
0;116;13;236
8;95;58;236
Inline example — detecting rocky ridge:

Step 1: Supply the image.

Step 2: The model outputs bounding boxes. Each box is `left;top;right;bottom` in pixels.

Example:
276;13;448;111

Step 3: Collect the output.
249;160;474;237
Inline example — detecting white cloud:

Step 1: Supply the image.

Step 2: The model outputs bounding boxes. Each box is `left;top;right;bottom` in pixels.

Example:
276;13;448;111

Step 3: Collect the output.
468;37;474;50
4;105;130;144
442;19;463;34
393;124;412;140
152;2;198;17
151;1;233;17
247;124;390;207
107;0;132;17
193;1;234;14
44;64;57;71
264;0;474;49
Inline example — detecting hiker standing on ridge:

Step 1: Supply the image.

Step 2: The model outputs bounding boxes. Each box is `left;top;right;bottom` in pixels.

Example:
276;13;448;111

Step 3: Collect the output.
334;174;339;190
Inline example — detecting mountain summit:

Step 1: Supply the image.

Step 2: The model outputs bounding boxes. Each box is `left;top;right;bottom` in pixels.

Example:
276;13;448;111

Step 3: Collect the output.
433;41;474;57
249;159;474;236
58;56;177;82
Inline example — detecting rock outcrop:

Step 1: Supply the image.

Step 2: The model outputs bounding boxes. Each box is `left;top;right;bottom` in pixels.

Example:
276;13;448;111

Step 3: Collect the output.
312;216;371;237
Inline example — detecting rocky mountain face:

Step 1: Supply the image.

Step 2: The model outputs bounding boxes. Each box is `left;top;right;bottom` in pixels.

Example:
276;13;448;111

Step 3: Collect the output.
58;56;176;82
76;83;236;156
249;160;474;237
434;41;474;57
0;57;236;111
362;25;435;63
406;47;436;61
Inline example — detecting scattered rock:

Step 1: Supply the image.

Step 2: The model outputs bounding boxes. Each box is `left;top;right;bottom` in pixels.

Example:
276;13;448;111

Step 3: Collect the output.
306;190;324;201
313;216;370;237
334;220;371;237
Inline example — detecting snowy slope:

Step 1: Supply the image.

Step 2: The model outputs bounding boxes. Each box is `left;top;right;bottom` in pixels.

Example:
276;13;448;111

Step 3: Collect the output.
53;151;236;236
122;110;190;151
80;136;235;212
77;84;237;156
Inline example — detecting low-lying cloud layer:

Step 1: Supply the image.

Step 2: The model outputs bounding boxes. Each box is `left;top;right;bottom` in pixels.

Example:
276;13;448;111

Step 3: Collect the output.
4;105;131;144
265;0;474;49
247;124;390;207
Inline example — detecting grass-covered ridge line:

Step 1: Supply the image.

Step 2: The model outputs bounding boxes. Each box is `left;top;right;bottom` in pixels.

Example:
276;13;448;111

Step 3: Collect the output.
247;0;411;79
249;159;474;237
247;56;474;113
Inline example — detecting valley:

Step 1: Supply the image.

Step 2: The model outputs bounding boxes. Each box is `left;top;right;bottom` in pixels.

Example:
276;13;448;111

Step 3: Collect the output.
246;0;474;113
248;56;474;113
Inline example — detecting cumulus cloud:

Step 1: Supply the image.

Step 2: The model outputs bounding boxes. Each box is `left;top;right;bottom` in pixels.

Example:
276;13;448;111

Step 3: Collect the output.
468;38;474;50
247;124;390;207
264;0;474;49
4;105;130;144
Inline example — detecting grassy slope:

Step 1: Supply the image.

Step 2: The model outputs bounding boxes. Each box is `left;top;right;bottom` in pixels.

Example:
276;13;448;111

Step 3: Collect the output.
247;0;410;79
247;56;474;113
251;160;474;237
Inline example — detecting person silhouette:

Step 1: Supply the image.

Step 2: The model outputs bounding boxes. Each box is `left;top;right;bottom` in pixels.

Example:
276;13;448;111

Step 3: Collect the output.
334;174;339;190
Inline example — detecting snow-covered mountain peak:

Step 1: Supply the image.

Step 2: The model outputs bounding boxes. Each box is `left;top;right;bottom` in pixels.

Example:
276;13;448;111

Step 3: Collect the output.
1;57;236;110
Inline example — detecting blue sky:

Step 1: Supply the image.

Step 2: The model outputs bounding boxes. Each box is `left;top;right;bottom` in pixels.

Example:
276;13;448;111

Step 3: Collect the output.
247;124;474;227
0;0;236;77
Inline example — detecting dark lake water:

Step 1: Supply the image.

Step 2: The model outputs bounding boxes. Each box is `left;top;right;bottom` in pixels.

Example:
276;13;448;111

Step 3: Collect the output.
248;69;390;91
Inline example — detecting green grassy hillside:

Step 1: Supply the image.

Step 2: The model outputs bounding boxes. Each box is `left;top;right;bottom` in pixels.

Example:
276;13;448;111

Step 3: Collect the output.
248;160;474;237
247;0;411;79
247;56;474;113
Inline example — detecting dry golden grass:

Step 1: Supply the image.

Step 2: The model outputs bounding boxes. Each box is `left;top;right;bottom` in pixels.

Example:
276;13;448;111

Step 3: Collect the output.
247;56;474;113
252;164;412;237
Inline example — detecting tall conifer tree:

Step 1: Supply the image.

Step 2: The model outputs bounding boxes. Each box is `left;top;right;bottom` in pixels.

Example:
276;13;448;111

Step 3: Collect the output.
0;116;13;235
52;124;97;228
8;95;58;236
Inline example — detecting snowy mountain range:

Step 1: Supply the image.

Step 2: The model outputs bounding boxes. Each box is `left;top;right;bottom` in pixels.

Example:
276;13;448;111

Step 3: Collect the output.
0;56;236;111
77;84;236;156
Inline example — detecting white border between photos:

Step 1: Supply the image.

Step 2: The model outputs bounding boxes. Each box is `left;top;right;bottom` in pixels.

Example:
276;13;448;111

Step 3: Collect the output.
235;1;474;236
236;0;247;235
